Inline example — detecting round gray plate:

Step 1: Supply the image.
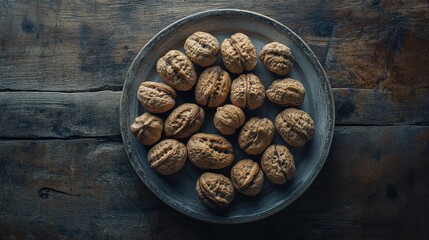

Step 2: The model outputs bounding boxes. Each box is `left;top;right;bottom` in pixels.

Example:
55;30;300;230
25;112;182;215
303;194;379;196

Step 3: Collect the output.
120;9;335;224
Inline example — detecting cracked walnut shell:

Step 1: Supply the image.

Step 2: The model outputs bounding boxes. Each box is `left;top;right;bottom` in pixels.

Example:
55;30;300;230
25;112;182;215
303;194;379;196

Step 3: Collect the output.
137;81;176;113
214;104;245;135
275;108;315;147
156;50;197;91
266;78;305;107
238;117;274;155
230;73;265;110
148;139;187;175
195;66;231;107
184;31;219;67
231;159;264;196
261;145;295;185
221;33;257;74
187;133;234;170
196;172;235;209
259;42;294;75
164;103;205;139
130;112;163;145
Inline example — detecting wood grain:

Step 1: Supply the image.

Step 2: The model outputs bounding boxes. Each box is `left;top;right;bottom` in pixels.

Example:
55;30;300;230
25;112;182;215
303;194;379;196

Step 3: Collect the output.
1;126;427;239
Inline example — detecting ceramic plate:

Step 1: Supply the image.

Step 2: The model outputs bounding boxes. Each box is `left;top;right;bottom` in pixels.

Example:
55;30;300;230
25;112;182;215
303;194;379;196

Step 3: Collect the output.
120;9;334;223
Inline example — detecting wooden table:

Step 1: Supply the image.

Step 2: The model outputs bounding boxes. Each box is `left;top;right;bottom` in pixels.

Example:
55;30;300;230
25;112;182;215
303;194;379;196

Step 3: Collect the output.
1;1;428;239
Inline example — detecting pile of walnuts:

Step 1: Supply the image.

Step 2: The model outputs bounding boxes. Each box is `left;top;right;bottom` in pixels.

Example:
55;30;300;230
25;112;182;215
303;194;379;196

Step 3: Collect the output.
131;31;315;209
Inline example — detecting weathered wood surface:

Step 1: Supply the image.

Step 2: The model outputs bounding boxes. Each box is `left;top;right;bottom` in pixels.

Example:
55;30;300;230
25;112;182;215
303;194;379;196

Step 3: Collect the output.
1;126;428;239
1;0;428;239
1;88;427;139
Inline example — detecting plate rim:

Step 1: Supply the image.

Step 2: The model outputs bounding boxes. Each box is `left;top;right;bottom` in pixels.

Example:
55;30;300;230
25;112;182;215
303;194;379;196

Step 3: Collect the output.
120;9;335;224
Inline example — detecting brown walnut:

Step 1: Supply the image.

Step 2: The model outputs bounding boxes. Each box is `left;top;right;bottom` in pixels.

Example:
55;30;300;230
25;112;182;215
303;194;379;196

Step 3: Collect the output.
195;65;231;107
147;139;187;175
221;33;257;74
184;31;219;67
266;78;305;107
130;112;163;145
230;73;265;110
230;159;264;196
196;172;235;209
213;104;245;135
275;108;315;147
137;81;176;113
261;145;295;185
238;117;274;155
258;42;294;75
187;133;234;170
156;50;197;91
164;103;205;139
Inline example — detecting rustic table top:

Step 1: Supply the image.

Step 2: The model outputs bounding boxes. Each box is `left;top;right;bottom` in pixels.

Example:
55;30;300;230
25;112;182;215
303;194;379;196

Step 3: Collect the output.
1;1;428;239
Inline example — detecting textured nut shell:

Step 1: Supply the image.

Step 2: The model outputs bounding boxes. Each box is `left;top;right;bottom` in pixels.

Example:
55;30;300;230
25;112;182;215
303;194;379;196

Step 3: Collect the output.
221;33;257;74
261;145;295;185
238;117;274;155
148;139;187;175
266;78;305;107
231;159;264;196
130;112;163;145
184;31;219;67
195;66;231;107
164;103;205;139
156;50;197;91
187;133;234;169
258;42;294;75
275;108;315;147
137;82;176;113
213;104;245;135
196;172;235;209
230;73;265;110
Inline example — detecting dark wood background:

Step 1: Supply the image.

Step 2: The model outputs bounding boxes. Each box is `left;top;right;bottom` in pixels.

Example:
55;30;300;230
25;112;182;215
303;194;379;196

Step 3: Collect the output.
1;0;428;239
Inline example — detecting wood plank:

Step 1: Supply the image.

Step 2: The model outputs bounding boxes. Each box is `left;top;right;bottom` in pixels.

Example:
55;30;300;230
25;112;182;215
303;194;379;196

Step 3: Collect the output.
0;1;428;91
0;126;428;238
1;89;427;139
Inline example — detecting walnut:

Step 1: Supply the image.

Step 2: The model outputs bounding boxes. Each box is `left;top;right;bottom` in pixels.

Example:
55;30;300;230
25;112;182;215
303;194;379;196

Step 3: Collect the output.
213;104;245;135
230;159;264;196
164;103;205;139
130;112;163;145
230;73;265;110
258;42;294;75
221;33;257;74
261;145;295;185
148;139;187;175
196;172;235;209
187;133;234;170
184;31;219;67
195;65;231;107
275;108;315;147
156;50;197;91
137;81;176;113
266;78;305;107
238;117;274;155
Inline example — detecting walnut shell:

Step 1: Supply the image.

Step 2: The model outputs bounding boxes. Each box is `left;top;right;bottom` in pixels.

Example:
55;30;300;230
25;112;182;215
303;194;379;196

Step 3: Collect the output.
231;159;264;196
187;133;234;170
261;145;295;185
164;103;205;139
213;104;245;135
266;78;305;107
196;172;235;209
275;108;315;147
230;73;265;110
130;112;163;145
195;66;231;107
238;117;274;155
137;81;176;113
156;50;197;91
148;139;187;175
221;33;257;74
258;42;294;75
184;31;219;67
